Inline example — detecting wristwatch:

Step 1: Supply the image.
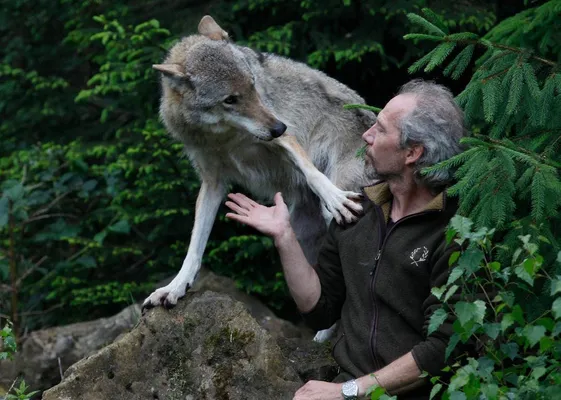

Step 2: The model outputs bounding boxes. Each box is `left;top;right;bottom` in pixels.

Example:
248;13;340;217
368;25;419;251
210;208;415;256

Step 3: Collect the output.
341;379;359;399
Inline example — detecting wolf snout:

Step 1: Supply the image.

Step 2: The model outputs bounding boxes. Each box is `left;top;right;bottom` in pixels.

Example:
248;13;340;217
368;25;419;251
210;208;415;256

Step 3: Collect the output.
270;121;287;138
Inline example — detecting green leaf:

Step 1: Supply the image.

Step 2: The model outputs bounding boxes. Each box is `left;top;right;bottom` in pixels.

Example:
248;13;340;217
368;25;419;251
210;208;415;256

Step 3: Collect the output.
500;342;519;360
430;383;442;400
0;197;9;228
449;215;472;243
484;323;501;340
109;220;130;234
450;391;467;400
444;285;459;302
369;386;386;400
552;298;561;320
448;251;461;266
447;267;465;285
551;278;561;296
522;325;546;347
428;308;448;335
455;300;486;326
431;286;446;300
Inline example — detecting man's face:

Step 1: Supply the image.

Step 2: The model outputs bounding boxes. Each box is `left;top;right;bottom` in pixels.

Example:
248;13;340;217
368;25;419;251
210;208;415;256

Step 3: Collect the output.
361;94;418;181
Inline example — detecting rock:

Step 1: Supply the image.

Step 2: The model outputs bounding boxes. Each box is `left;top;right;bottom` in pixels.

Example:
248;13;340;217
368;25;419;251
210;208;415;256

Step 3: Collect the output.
0;268;314;396
192;268;314;340
0;303;140;394
42;291;303;400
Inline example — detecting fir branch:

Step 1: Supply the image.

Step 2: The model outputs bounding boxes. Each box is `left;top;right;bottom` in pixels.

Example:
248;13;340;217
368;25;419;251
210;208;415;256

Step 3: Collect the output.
406;13;446;37
420;8;448;34
425;42;456;72
343;104;382;113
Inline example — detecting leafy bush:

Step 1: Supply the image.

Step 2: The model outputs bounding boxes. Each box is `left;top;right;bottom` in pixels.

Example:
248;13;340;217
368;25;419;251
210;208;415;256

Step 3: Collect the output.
428;216;561;399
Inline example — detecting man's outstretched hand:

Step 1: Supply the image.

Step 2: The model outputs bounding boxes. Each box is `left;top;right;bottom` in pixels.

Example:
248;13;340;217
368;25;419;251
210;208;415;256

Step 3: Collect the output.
225;192;292;242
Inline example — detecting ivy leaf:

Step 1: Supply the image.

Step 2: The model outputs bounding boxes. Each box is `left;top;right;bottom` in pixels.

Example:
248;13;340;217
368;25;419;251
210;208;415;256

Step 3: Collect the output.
522;325;546;347
428;308;448;335
552;298;561;320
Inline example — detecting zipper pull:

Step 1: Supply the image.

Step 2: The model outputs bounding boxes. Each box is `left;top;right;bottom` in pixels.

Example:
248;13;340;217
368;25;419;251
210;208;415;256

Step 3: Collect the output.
370;250;382;275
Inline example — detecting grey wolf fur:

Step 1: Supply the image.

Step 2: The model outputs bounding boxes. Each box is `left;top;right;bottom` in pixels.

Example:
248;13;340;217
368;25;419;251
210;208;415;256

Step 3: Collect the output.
143;16;376;336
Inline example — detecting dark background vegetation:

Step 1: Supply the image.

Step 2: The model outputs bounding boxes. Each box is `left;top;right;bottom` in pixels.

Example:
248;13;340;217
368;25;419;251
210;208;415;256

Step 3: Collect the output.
0;0;543;334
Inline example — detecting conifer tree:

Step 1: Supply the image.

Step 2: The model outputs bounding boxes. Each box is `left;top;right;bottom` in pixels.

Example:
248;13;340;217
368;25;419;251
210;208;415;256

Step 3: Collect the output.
405;1;561;263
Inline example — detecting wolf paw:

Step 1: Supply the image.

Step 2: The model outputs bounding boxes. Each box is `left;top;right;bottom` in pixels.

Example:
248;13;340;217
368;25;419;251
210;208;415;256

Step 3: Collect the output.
142;283;190;313
321;189;363;225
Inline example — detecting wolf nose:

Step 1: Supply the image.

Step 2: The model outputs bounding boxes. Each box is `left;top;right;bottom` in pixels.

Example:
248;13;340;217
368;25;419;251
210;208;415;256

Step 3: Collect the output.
270;121;287;138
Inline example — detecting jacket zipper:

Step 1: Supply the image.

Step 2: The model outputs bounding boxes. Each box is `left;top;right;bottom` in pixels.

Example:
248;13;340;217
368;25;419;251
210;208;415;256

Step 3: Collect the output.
368;207;441;371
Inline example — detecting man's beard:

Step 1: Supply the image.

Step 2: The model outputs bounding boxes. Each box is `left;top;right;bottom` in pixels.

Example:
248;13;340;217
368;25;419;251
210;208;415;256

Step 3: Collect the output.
364;157;402;182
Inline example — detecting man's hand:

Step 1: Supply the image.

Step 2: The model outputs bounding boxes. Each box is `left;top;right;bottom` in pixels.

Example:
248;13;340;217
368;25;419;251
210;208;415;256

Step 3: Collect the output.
225;192;292;242
293;381;343;400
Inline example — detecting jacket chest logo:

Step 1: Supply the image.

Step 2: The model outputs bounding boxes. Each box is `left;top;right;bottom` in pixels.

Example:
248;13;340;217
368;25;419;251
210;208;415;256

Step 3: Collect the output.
410;246;429;266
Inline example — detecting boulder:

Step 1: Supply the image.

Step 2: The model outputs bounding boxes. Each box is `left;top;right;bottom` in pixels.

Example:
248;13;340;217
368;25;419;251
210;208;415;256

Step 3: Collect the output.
0;303;140;394
42;291;303;400
0;268;315;395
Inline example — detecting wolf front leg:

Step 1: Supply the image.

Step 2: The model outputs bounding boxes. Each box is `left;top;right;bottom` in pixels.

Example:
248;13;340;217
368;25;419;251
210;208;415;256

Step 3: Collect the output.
277;136;363;225
142;179;225;310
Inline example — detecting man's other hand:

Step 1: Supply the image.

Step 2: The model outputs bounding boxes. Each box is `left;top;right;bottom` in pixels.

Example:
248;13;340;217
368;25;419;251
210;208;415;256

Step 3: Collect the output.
293;381;343;400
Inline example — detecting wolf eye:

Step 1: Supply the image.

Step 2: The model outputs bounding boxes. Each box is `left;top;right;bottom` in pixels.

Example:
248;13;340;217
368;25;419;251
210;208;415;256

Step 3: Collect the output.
223;95;238;105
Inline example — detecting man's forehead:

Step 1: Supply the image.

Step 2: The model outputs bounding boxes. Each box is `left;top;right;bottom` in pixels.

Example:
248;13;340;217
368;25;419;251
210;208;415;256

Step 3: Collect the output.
379;94;418;122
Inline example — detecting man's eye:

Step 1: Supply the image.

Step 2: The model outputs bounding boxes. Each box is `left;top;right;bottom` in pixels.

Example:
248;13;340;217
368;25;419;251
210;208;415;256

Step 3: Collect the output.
223;96;238;105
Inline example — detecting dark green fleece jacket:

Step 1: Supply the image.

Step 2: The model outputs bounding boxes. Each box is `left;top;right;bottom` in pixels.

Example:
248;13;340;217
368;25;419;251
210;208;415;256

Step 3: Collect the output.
302;182;463;398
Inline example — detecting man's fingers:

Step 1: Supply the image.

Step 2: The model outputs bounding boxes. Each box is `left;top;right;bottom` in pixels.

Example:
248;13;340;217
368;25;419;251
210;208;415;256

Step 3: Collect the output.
225;212;250;225
228;192;258;209
225;201;248;216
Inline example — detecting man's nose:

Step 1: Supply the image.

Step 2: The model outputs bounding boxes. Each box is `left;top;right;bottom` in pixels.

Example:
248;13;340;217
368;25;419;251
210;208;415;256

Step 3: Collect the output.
362;126;375;144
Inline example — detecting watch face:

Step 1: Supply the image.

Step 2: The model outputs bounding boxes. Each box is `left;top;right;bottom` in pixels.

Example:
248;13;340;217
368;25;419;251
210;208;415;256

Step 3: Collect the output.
342;380;358;397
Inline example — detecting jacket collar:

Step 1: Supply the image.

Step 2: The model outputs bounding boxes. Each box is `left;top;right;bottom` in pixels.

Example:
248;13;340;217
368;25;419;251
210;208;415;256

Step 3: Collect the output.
362;181;446;222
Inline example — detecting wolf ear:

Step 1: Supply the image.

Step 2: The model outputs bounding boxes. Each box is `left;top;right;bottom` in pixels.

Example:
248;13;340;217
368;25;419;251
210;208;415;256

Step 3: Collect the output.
198;15;229;41
153;64;194;88
153;64;186;78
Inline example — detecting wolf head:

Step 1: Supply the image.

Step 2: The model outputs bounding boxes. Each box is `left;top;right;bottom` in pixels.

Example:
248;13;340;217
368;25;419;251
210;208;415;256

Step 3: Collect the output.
154;16;287;143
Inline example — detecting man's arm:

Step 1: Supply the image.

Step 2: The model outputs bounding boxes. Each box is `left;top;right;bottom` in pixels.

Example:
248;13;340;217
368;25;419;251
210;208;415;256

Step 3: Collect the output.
294;353;424;400
225;192;321;312
273;226;321;312
356;352;425;396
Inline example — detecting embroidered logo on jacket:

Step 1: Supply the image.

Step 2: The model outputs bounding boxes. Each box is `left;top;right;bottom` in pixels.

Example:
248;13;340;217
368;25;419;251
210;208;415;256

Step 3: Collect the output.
410;246;429;266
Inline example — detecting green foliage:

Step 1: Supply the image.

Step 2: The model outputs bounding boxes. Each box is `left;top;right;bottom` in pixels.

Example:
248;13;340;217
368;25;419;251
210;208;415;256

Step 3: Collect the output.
0;322;17;360
406;3;561;261
0;0;518;334
1;321;38;399
427;216;561;398
4;381;39;400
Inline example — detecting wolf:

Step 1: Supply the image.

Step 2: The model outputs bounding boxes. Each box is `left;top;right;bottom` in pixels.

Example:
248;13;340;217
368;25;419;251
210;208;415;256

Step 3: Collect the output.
143;16;376;338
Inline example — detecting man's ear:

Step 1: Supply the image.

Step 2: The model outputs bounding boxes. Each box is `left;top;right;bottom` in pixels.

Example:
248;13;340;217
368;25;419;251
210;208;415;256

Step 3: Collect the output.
405;144;424;166
198;15;229;41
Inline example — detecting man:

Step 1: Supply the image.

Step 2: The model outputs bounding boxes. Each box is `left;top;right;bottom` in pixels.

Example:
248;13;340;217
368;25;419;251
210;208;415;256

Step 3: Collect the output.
225;80;467;399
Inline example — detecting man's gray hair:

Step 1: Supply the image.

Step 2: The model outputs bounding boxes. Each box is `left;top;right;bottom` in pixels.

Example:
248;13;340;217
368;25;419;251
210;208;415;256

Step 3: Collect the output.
398;79;466;189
